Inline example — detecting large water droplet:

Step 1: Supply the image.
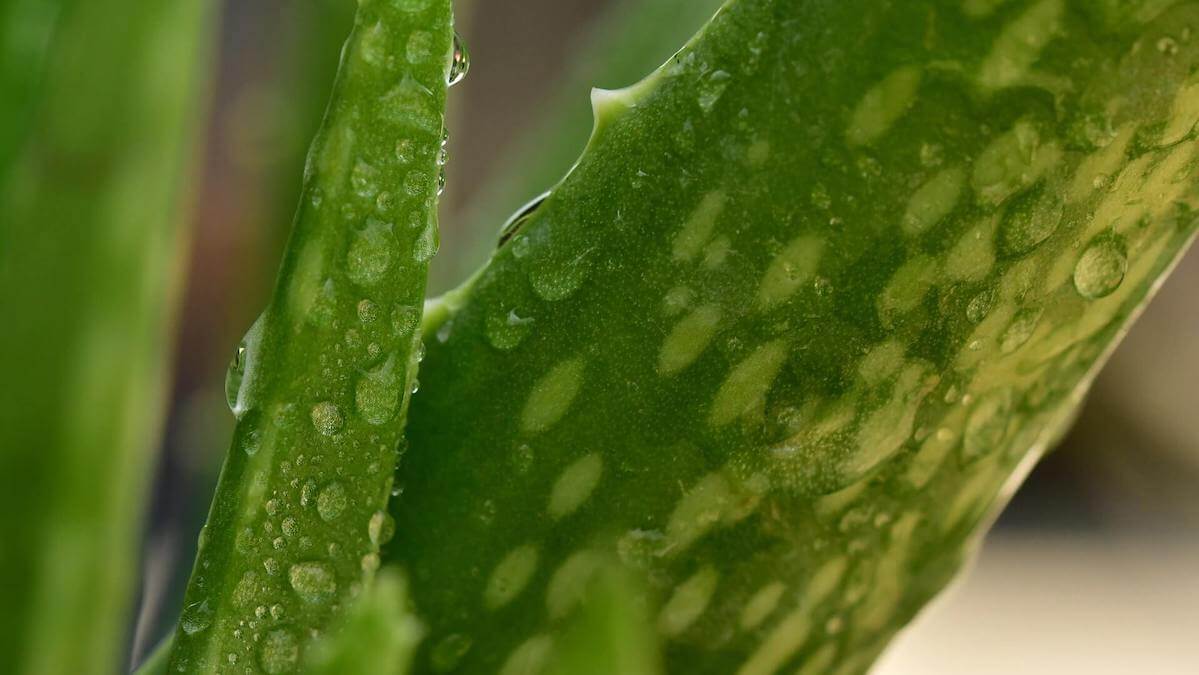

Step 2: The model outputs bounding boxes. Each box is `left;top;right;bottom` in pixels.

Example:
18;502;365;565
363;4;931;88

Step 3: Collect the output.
448;31;470;86
355;359;400;425
317;482;347;521
368;510;396;546
998;189;1063;257
288;561;337;603
485;310;534;350
414;221;439;262
1073;238;1127;299
225;313;265;416
180;600;213;635
498;191;551;247
311;402;344;436
259;629;299;674
346;220;395;287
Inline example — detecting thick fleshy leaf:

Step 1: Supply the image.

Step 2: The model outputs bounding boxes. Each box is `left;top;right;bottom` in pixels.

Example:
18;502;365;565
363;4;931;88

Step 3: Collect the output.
166;1;453;671
0;2;215;673
388;1;1199;673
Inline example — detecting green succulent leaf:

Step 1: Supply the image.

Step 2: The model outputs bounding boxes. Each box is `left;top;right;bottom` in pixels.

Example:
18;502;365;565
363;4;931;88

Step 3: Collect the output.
0;2;215;673
302;569;424;675
166;0;453;671
387;1;1199;673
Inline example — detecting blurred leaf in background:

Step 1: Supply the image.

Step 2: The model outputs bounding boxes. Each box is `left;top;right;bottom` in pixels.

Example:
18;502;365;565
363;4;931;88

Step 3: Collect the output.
0;1;216;673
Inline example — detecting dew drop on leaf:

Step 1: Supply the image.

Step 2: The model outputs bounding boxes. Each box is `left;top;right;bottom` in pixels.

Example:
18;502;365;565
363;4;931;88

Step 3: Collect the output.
317;482;347;522
311;402;344;436
368;510;396;546
448;31;470;87
258;629;298;674
1073;238;1127;299
288;561;337;603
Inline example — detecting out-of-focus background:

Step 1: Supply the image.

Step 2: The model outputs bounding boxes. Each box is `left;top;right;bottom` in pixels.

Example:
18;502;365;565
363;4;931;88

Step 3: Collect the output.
132;0;1198;672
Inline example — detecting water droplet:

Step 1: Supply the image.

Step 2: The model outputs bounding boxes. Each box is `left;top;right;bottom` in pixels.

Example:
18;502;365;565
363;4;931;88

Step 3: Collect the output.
410;378;421;394
361;553;381;573
1073;238;1127;299
414;221;439;262
346;220;395;287
317;482;347;521
263;558;280;576
181;600;213;635
448;31;470;86
311;402;344;436
1000;307;1043;353
225;313;266;416
357;298;378;323
356;360;401;425
999;189;1063;256
529;253;589;301
368;510;395;546
498;191;550;247
270;604;284;620
392;305;420;337
258;629;299;674
485;309;534;350
288;562;336;603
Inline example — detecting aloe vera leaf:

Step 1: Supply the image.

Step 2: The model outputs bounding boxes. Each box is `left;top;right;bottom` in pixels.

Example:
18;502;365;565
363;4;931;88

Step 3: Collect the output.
436;0;725;291
302;569;424;675
0;1;215;673
388;1;1199;672
165;1;453;671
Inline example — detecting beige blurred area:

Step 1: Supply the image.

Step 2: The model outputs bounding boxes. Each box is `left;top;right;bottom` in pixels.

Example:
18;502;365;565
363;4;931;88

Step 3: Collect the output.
143;0;1199;669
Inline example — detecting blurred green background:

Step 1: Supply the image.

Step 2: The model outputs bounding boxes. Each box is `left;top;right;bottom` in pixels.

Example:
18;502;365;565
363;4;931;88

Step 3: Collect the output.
2;0;1197;672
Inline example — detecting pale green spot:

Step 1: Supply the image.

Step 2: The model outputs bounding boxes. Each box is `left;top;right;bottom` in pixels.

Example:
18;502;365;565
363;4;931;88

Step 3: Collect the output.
545;551;602;619
658;304;722;376
979;0;1064;90
657;566;719;637
288;241;326;320
902;167;965;235
756;235;825;310
747;139;771;166
1161;73;1199;146
877;255;938;327
548;453;603;519
702;235;732;269
847;364;936;479
739;582;786;631
805;556;849;609
485;544;540;610
857;341;905;385
709;341;790;427
847;66;923;146
673;191;726;261
945;218;996;282
972;119;1061;206
794;644;839;675
521;358;585;433
737;606;812;675
661;472;734;556
498;634;553;675
1068;125;1135;202
962;0;1009;18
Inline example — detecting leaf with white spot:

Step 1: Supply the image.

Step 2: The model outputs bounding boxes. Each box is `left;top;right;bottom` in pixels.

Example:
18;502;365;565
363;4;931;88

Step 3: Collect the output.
388;1;1199;674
